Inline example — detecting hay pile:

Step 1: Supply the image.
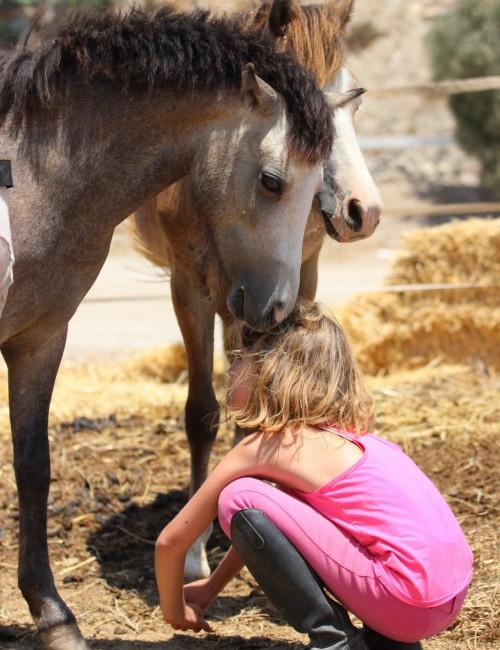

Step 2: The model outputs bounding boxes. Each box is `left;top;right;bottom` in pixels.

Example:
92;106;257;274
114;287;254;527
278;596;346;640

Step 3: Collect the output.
0;346;189;432
339;218;500;375
0;343;226;431
1;216;495;430
0;218;496;434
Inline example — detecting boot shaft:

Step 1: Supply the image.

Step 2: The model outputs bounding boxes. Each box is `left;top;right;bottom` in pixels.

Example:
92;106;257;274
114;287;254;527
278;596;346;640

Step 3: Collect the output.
230;508;367;650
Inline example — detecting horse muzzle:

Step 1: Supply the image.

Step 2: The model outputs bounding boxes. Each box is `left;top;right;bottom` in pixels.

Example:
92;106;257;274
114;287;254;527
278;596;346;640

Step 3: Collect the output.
227;284;294;331
321;192;382;243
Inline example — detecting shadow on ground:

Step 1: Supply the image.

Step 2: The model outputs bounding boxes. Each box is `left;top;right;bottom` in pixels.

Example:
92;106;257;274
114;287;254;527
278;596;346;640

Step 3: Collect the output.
0;625;298;650
86;489;236;608
91;636;299;649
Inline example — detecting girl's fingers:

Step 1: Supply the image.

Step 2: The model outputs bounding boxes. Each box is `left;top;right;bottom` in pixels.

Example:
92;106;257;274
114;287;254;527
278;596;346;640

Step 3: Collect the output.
198;616;212;632
168;605;212;633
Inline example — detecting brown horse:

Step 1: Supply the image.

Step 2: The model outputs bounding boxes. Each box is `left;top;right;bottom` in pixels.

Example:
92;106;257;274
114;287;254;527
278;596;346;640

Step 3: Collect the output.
0;7;334;649
131;0;382;580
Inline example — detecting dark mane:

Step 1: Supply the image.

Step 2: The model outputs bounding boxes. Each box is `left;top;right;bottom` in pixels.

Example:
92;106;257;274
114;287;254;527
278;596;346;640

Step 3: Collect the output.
0;7;332;164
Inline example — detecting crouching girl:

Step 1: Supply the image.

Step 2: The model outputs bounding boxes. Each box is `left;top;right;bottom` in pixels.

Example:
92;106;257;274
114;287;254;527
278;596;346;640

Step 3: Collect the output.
155;300;472;649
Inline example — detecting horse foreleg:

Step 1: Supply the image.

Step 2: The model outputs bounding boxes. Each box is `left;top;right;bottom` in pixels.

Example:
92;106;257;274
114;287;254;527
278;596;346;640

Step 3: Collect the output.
171;272;219;580
3;327;89;650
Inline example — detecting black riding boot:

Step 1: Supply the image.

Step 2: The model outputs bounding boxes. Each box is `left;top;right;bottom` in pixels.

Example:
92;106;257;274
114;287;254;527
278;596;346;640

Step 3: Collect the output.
363;626;423;650
230;508;367;650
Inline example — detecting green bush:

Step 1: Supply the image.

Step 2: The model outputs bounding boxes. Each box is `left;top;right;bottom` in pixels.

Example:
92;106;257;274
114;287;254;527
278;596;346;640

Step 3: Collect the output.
427;0;500;197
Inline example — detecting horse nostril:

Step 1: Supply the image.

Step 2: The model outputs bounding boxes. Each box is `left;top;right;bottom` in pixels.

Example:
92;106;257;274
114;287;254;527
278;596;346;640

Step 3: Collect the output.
347;199;363;232
273;301;287;324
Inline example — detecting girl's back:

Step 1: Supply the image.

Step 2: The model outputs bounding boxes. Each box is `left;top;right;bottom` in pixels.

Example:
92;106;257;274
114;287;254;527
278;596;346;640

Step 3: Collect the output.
287;428;473;607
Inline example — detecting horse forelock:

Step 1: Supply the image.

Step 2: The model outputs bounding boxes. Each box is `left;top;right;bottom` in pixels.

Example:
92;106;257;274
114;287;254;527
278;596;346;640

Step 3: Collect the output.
287;4;347;86
239;1;347;87
0;7;332;165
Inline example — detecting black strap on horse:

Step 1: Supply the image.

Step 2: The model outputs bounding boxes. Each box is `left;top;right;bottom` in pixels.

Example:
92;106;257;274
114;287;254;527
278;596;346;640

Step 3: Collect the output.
0;160;13;188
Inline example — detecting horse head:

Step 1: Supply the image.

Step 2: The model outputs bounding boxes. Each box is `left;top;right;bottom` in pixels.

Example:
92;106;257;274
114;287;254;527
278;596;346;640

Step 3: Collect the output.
250;0;382;243
190;64;323;330
253;0;354;85
319;67;383;242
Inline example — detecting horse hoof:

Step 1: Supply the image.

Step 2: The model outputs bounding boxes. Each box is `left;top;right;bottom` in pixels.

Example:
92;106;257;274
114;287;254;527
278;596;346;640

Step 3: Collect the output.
40;622;90;650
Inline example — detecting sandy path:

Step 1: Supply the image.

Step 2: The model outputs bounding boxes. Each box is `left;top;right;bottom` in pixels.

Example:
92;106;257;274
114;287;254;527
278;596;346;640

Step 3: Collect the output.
64;209;418;364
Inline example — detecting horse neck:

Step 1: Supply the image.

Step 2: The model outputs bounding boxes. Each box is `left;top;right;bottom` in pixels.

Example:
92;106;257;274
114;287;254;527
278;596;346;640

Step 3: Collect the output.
17;82;241;231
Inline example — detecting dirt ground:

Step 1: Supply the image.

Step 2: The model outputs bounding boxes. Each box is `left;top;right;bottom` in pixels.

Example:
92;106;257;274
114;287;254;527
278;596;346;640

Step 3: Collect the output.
0;364;498;650
1;0;499;649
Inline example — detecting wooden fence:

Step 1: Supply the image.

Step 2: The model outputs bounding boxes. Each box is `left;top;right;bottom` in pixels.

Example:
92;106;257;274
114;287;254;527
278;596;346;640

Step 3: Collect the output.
366;75;500;219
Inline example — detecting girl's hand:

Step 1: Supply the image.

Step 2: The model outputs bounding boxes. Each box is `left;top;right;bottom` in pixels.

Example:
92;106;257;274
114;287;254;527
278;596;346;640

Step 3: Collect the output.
165;603;212;633
183;578;215;611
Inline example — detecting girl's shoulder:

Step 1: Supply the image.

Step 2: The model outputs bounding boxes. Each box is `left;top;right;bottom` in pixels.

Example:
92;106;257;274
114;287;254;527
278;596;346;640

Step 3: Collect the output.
230;428;285;464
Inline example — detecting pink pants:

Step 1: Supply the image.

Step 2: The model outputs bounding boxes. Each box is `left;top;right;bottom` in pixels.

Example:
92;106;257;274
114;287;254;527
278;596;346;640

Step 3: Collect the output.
218;478;467;643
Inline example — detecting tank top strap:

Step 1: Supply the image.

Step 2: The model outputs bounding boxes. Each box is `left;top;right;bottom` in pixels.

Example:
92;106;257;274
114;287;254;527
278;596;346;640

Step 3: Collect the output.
316;424;358;443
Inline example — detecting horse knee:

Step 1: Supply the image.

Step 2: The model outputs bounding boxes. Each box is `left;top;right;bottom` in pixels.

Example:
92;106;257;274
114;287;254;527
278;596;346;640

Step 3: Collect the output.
185;394;220;442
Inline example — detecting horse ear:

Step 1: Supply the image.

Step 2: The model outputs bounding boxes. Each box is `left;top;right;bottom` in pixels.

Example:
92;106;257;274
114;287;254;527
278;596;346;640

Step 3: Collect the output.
267;0;299;40
325;88;365;109
325;91;344;110
329;0;355;32
241;63;279;112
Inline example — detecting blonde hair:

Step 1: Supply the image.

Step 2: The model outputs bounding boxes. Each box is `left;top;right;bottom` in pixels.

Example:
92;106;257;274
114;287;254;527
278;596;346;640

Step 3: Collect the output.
229;300;374;435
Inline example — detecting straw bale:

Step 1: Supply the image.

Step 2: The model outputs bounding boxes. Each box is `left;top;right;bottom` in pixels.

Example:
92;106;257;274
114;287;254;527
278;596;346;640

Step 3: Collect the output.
339;218;500;374
122;343;188;383
387;217;500;286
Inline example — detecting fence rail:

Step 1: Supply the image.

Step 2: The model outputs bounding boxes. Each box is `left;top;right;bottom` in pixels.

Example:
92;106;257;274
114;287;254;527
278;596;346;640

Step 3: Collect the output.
370;75;500;96
383;202;500;217
364;74;500;218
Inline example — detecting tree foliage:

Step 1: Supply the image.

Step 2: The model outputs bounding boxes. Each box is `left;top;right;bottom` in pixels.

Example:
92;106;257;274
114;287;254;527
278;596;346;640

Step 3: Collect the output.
427;0;500;196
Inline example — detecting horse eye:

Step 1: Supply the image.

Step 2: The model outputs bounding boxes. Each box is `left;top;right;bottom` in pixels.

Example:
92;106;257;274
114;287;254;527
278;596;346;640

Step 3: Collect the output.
260;173;282;194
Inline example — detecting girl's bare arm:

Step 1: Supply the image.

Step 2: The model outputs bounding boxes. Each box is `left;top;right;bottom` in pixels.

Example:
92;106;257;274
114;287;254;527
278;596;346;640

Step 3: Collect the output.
155;431;276;630
183;545;245;611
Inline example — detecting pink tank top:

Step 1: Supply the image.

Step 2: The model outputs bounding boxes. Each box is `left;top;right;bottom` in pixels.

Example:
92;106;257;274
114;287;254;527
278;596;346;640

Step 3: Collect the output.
289;428;473;607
